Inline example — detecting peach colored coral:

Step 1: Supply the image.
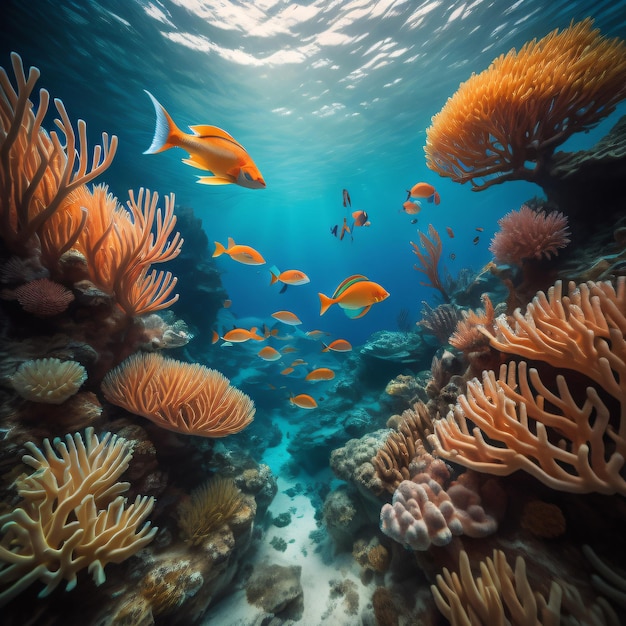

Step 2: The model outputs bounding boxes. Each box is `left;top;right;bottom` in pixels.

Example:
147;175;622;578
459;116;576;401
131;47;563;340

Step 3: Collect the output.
429;279;626;495
101;352;255;437
0;52;116;257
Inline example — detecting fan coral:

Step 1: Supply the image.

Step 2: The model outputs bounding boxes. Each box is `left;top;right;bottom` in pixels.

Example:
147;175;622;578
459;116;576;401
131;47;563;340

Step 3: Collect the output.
101;352;255;437
14;278;74;316
0;428;157;606
429;279;626;495
11;357;87;404
425;19;626;190
489;205;571;266
0;52;117;257
410;224;449;302
177;477;246;546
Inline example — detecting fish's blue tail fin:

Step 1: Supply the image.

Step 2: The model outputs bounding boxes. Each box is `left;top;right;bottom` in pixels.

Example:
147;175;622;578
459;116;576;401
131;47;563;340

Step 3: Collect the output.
143;90;179;154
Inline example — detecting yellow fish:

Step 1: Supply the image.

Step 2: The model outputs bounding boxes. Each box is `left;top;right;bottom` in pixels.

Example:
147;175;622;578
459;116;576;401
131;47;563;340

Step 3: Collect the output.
144;90;266;189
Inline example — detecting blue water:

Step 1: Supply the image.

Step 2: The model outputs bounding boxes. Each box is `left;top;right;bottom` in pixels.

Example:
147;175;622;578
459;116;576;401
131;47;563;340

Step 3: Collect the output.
2;0;625;346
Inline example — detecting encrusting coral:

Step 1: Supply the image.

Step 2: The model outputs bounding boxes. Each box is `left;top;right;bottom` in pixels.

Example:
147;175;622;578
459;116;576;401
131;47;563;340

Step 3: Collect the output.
0;427;157;606
101;352;255;437
429;278;626;495
425;18;626;192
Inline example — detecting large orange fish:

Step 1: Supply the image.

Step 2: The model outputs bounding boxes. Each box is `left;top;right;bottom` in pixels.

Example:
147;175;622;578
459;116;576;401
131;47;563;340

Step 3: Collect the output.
408;182;440;205
305;367;335;381
319;275;389;319
143;90;266;189
213;238;266;265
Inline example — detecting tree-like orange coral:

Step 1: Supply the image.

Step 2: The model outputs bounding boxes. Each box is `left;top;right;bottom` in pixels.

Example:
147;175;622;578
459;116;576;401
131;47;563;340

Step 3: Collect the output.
410;224;448;302
425;19;626;192
0;52;117;257
101;352;255;437
429;278;626;495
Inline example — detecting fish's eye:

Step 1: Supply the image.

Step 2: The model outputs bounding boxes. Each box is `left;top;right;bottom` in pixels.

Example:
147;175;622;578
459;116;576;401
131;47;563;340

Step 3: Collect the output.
244;172;253;181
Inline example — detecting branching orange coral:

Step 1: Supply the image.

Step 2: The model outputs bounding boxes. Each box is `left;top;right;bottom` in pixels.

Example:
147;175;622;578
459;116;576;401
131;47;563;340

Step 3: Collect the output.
429;279;626;495
70;184;182;316
410;224;448;302
101;352;255;437
425;19;626;190
0;52;117;256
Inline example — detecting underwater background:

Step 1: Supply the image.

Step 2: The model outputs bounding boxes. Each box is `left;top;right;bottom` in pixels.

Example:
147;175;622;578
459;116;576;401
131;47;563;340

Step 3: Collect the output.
2;1;626;625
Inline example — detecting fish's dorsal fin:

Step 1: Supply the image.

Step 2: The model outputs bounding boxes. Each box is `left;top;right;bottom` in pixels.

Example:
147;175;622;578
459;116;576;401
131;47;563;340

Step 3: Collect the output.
332;274;368;299
189;124;246;149
227;237;236;248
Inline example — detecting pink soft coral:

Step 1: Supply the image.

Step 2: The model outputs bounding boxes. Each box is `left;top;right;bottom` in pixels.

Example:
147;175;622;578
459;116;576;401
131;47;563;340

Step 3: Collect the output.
489;205;570;265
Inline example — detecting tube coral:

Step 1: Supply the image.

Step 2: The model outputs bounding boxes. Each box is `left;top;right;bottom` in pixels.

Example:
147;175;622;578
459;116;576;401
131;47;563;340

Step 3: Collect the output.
425;19;626;191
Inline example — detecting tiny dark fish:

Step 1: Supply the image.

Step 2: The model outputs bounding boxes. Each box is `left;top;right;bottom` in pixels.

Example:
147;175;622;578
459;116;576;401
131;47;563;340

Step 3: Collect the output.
330;224;338;237
450;253;456;260
446;227;454;238
410;218;418;224
473;236;480;245
342;189;351;208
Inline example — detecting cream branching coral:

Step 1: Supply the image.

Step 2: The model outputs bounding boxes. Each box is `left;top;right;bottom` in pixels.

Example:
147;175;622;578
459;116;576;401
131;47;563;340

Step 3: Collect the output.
0;52;117;256
432;549;563;626
101;352;255;437
429;279;626;495
0;428;157;606
425;19;626;190
11;357;87;404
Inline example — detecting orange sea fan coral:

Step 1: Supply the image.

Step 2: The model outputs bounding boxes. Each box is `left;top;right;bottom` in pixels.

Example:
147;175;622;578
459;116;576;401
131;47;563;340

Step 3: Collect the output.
425;18;626;191
101;352;255;437
0;52;117;257
489;205;571;266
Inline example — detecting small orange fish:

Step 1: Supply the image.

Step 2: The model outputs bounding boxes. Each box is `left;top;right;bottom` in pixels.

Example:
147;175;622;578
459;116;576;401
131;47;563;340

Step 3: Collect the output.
322;339;352;352
213;237;266;265
408;182;440;205
144;91;266;188
222;326;264;342
281;367;295;375
352;210;370;227
272;310;302;325
402;200;422;215
282;346;297;354
291;358;307;366
211;330;219;344
222;299;232;308
290;393;318;409
446;227;455;238
306;329;331;340
475;227;484;232
257;346;282;361
305;367;335;382
340;217;351;241
319;275;389;319
269;267;310;289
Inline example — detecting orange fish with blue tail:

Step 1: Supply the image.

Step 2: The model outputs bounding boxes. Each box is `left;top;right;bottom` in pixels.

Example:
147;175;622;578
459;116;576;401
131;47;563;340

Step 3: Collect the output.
319;274;389;319
143;90;266;189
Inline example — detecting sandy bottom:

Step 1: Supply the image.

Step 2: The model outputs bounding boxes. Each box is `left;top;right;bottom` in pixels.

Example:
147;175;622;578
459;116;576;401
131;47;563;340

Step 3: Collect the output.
201;428;377;624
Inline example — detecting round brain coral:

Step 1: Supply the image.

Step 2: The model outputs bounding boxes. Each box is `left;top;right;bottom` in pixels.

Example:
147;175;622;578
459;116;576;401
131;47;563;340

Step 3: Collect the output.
12;358;87;404
14;278;74;316
425;18;626;190
489;205;570;265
